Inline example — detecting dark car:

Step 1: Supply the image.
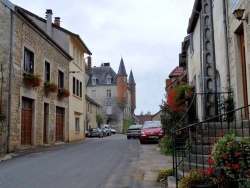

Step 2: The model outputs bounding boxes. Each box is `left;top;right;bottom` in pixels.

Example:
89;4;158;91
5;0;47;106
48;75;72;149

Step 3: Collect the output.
140;121;164;144
127;125;142;139
89;128;104;138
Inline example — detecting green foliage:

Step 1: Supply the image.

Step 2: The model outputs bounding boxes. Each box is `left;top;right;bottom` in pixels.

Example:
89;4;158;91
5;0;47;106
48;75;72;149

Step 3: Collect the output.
123;118;134;134
158;135;173;155
96;114;103;127
212;132;250;187
156;168;173;182
179;170;217;188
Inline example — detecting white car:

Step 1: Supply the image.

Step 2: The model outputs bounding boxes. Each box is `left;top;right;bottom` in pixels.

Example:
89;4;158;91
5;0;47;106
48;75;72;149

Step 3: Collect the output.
111;128;117;134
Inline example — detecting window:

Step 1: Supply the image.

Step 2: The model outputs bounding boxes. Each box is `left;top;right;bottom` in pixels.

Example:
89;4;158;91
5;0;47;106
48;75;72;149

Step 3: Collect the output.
87;102;90;112
24;48;34;73
124;92;127;98
106;75;112;84
58;70;64;88
72;77;82;98
73;77;76;95
92;77;97;85
44;61;50;82
106;105;112;115
75;117;80;133
124;77;127;83
77;80;79;96
92;90;96;99
107;89;111;98
80;82;82;98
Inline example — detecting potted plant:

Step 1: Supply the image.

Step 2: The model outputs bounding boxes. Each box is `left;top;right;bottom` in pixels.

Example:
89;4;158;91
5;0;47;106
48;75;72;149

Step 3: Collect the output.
44;82;58;96
179;169;218;188
58;87;70;100
23;72;42;88
212;132;250;188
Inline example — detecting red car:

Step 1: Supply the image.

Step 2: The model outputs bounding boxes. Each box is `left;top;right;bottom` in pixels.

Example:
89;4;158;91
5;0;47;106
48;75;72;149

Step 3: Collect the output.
140;121;164;144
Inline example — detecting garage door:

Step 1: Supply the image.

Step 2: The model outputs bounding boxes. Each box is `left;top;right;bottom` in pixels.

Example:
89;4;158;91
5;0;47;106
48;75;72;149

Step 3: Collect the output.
56;107;64;142
21;98;32;145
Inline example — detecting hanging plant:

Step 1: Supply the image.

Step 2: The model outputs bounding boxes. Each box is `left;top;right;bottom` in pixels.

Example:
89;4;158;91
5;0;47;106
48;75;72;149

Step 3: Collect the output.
23;72;42;88
58;87;70;100
44;82;58;96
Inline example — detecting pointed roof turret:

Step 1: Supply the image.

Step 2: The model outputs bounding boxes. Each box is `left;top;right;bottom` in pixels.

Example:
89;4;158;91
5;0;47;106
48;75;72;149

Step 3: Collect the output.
129;70;135;84
117;58;127;76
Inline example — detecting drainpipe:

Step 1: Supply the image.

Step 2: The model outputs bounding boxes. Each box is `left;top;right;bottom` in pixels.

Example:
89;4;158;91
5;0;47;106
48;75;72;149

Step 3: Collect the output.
7;10;14;153
222;0;231;89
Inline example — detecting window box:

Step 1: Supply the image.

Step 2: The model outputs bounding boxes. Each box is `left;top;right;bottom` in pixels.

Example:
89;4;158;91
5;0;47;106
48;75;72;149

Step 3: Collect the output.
44;82;58;96
58;87;70;100
23;72;42;88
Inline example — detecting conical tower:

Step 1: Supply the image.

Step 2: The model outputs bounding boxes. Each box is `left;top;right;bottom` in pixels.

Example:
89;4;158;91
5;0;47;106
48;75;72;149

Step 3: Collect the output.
117;58;128;110
128;70;136;115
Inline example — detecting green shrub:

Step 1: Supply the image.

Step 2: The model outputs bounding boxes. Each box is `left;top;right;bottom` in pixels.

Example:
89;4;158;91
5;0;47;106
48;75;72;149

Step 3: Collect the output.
156;168;173;182
123;118;134;134
158;135;173;155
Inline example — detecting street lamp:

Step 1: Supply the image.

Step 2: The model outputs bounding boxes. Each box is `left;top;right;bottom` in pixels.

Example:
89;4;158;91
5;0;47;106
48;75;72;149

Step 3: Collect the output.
233;9;248;23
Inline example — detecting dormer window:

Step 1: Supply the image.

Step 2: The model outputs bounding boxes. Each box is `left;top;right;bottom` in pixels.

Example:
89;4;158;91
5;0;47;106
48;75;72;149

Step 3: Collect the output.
106;74;112;84
92;77;98;85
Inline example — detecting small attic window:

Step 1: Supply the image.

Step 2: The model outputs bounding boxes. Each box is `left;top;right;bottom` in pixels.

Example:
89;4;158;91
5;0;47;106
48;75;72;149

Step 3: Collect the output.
92;77;98;85
106;75;112;84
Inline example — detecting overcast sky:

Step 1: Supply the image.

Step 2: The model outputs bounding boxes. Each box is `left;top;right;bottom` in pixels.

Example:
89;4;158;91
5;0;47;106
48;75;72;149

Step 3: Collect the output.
10;0;194;115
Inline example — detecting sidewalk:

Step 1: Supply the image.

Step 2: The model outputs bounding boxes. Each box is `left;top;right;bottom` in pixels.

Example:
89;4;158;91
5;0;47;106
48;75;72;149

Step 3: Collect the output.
135;144;173;188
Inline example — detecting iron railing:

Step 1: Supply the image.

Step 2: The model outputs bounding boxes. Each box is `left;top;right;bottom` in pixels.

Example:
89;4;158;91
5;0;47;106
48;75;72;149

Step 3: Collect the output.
170;92;246;187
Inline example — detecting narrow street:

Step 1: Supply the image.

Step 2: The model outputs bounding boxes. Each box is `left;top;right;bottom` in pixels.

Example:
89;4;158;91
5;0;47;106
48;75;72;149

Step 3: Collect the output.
0;134;172;188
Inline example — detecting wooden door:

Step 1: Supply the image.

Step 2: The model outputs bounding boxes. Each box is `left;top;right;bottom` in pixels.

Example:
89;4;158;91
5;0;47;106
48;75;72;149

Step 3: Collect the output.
56;107;64;142
21;98;32;145
240;32;249;117
44;104;48;144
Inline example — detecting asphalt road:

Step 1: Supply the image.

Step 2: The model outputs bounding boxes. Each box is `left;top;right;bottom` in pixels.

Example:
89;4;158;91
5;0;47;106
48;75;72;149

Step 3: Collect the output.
0;134;171;188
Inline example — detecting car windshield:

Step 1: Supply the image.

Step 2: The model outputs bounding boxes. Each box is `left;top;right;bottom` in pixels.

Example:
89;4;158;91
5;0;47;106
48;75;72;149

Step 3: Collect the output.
143;122;161;128
128;125;142;130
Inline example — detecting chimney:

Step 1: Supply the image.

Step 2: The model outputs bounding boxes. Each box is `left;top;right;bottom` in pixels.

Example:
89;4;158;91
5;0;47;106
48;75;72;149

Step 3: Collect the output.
46;9;53;36
87;56;92;73
54;17;60;27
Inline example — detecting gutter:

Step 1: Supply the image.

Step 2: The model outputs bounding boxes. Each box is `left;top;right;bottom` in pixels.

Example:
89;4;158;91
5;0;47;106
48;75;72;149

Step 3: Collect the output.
222;0;231;89
7;9;14;153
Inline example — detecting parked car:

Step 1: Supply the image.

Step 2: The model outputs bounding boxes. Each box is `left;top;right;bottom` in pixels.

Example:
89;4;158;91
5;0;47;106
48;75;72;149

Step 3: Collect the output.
111;128;117;134
140;121;164;144
89;128;104;138
127;125;142;139
101;124;111;136
85;131;90;138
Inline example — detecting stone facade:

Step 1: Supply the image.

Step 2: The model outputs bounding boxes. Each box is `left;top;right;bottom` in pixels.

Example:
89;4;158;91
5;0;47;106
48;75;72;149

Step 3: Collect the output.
0;1;71;152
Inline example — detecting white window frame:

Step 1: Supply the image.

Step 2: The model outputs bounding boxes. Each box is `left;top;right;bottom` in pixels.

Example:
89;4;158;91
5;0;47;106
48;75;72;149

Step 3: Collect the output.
75;117;80;133
107;89;111;98
92;90;96;99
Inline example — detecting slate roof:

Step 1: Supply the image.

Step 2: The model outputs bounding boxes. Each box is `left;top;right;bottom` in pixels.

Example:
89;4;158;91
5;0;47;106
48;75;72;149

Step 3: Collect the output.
129;70;136;84
87;65;117;86
117;58;127;76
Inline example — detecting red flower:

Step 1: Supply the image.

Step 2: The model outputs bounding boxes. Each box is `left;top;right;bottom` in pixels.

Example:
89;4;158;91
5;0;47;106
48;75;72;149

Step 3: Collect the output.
208;158;215;166
233;164;239;169
213;137;217;141
227;142;233;147
235;151;241;157
226;163;231;167
219;132;224;137
221;152;227;159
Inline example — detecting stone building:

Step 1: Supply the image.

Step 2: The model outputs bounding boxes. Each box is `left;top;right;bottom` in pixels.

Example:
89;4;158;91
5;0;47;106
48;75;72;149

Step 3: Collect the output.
0;0;72;152
16;7;92;142
86;58;136;133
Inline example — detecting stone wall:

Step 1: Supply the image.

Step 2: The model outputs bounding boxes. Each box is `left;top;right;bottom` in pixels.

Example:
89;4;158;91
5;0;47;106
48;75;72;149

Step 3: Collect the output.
0;8;70;152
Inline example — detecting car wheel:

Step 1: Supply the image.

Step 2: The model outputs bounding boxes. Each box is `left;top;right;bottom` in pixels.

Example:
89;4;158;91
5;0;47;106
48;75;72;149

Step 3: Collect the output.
127;136;130;139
